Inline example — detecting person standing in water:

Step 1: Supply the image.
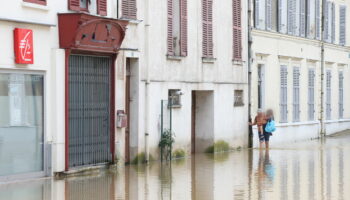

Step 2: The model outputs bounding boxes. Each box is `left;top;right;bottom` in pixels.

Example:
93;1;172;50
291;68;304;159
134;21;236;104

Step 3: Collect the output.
249;109;267;148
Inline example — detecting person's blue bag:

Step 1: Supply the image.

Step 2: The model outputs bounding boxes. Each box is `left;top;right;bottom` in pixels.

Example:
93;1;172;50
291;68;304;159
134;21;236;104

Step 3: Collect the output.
265;120;276;133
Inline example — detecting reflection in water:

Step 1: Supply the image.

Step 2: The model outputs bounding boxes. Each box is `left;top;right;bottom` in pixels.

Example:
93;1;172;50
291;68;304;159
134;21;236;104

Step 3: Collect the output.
1;134;350;200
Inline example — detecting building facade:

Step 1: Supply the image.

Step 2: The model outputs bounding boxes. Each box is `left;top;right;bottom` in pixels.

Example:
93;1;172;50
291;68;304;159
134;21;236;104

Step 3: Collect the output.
0;0;248;180
250;0;350;146
116;0;249;163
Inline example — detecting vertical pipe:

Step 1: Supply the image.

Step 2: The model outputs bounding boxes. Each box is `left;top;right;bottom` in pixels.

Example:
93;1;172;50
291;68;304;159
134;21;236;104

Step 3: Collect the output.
247;0;254;148
65;49;71;171
144;0;151;163
320;0;326;137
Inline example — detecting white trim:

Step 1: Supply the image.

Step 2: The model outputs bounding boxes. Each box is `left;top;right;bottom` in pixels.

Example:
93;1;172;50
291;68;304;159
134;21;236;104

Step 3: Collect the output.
21;2;50;11
325;119;350;124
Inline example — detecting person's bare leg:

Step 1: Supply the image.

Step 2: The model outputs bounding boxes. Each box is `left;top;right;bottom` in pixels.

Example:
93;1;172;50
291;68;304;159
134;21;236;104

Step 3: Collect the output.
265;141;269;149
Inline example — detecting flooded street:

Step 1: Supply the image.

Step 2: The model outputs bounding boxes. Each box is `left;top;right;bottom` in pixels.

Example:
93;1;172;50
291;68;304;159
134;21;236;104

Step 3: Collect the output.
1;133;350;200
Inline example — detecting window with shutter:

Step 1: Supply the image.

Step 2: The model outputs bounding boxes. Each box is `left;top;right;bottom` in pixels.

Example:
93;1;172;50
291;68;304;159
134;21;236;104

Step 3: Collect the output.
97;0;107;16
280;65;288;123
167;0;187;57
331;3;335;43
307;0;316;39
278;0;288;34
68;0;81;11
287;0;296;35
299;0;306;37
339;6;346;46
339;71;344;119
324;1;330;42
233;0;242;61
326;70;332;120
23;0;46;5
255;0;266;30
308;68;315;121
266;0;272;30
293;67;300;122
315;0;321;39
202;0;214;58
122;0;137;19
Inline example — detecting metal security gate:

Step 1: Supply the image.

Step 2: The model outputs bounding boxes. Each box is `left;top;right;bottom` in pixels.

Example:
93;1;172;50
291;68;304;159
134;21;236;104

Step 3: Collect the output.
68;55;112;168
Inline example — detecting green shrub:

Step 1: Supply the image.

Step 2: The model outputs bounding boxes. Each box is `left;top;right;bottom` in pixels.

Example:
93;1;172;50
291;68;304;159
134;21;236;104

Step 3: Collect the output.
131;152;155;165
205;140;231;153
173;149;186;159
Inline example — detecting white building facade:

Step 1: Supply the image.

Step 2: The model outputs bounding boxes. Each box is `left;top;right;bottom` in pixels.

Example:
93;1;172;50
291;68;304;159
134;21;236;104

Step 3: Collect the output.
251;0;350;146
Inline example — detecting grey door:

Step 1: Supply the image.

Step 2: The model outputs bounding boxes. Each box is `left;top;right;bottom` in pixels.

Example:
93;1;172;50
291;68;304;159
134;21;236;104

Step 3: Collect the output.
69;55;112;168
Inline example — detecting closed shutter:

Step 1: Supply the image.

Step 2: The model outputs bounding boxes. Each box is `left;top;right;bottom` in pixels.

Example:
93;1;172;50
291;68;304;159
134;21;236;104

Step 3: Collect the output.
331;3;335;43
167;0;174;56
280;66;288;123
122;0;137;19
97;0;107;16
279;0;287;33
202;0;213;58
308;68;315;121
266;0;272;30
339;6;346;46
326;70;332;120
233;0;242;60
287;0;296;35
68;0;80;11
324;2;329;41
306;0;311;37
180;0;188;56
339;72;344;119
255;0;260;28
293;67;300;122
315;0;320;39
300;0;306;37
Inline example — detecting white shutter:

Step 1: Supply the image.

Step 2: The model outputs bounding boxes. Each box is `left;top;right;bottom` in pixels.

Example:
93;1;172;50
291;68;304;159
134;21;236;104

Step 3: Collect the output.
293;67;300;122
279;0;288;33
255;0;260;28
331;3;335;43
280;65;288;123
300;0;306;37
326;70;332;120
339;72;344;119
315;0;321;39
306;0;311;37
324;1;329;42
308;68;315;121
288;0;296;35
339;6;346;46
266;0;272;30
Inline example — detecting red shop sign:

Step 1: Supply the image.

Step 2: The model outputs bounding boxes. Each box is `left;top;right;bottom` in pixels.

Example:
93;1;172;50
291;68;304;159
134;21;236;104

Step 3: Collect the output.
14;28;34;64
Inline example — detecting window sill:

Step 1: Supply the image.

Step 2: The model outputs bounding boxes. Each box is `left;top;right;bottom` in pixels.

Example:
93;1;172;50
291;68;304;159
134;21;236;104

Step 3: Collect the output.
167;55;183;61
232;59;244;65
202;57;216;63
234;103;245;107
168;105;182;109
22;2;49;11
119;17;143;24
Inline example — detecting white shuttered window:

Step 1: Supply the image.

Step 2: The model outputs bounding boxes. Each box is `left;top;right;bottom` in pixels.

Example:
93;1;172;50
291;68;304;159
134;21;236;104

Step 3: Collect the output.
326;70;332;120
339;6;346;46
293;67;300;122
280;65;288;123
278;0;288;34
308;68;315;121
339;72;344;119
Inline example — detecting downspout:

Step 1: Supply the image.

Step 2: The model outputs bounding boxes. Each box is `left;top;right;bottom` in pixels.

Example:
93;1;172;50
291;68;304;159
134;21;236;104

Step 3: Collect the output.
320;0;326;137
247;0;254;148
144;0;151;163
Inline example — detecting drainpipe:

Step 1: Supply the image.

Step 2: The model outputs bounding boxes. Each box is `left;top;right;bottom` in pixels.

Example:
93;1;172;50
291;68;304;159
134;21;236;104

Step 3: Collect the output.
320;0;326;138
144;0;151;163
247;0;254;148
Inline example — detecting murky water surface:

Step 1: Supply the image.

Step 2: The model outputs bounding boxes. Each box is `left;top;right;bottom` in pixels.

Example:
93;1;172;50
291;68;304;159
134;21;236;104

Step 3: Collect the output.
1;134;350;200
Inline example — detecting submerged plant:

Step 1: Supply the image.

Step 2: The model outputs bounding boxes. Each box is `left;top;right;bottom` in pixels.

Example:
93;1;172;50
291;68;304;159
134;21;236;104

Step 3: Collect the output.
159;129;175;161
205;140;231;153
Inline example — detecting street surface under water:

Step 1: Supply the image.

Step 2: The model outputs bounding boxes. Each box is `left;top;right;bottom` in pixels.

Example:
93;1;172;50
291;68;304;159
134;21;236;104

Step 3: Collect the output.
1;133;350;200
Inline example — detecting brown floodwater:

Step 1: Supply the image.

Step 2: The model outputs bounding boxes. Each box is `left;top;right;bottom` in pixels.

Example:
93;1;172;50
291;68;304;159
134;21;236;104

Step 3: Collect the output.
1;133;350;200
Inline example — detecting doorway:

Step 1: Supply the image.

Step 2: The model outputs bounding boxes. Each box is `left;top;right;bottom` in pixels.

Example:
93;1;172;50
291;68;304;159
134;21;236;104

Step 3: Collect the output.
68;54;112;168
191;91;214;153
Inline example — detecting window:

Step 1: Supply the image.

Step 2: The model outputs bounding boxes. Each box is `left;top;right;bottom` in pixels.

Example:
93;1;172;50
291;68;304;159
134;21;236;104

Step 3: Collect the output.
258;65;265;109
122;0;137;19
0;73;44;176
234;90;244;107
23;0;46;5
324;1;335;43
339;71;344;119
233;0;242;60
255;0;266;30
326;70;332;120
278;0;288;34
202;0;213;58
339;5;346;46
307;0;317;38
280;65;288;123
293;67;300;122
264;0;278;31
68;0;107;16
167;0;188;57
168;89;182;107
308;68;315;121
